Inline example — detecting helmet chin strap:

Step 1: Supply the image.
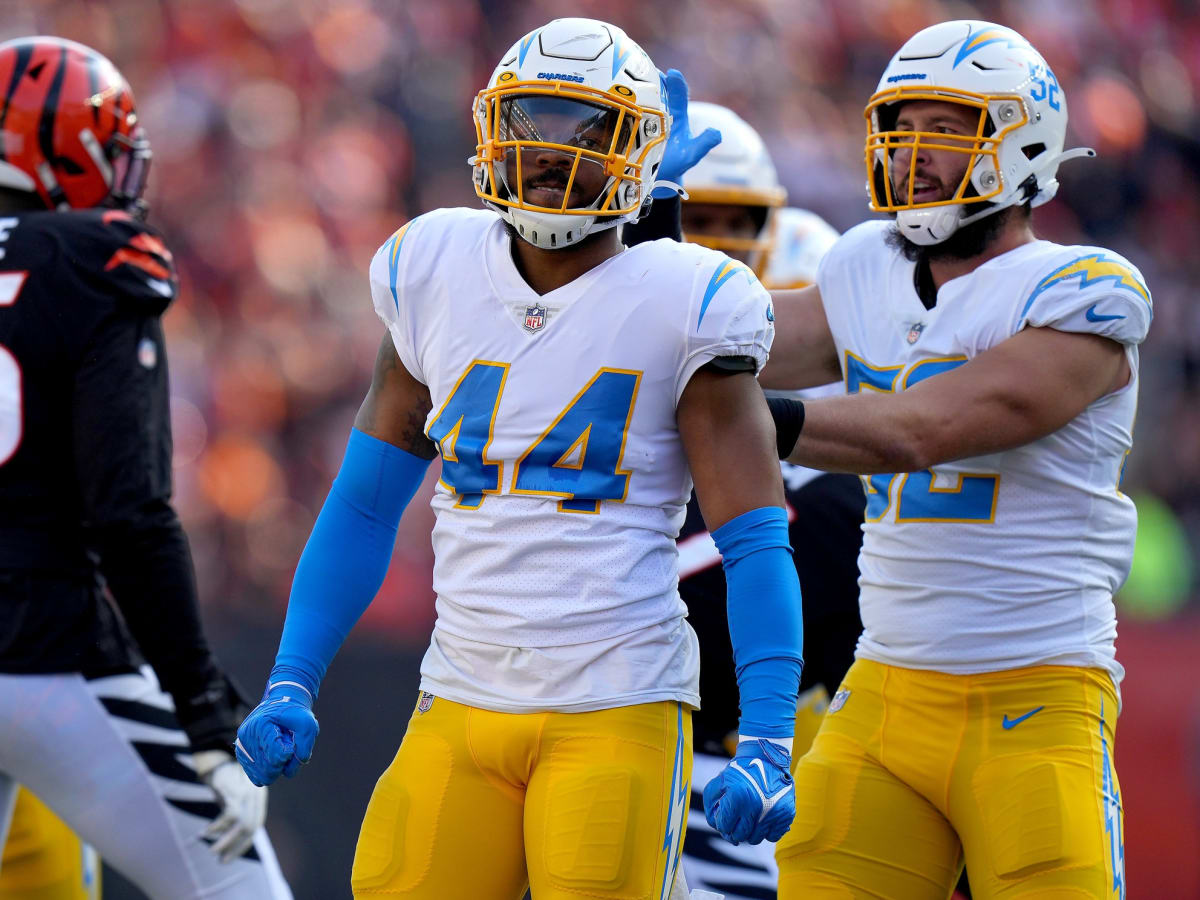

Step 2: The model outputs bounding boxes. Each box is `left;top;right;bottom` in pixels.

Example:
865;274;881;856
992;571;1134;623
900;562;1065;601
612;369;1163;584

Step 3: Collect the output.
897;144;1097;248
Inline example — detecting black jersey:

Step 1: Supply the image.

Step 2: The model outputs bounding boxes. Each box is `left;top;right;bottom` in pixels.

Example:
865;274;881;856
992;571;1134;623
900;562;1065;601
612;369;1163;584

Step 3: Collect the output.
0;208;177;562
0;207;175;672
0;208;244;751
678;465;866;754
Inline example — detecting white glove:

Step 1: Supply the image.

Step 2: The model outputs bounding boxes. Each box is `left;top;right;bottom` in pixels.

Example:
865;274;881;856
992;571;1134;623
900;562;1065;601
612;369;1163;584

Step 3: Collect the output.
193;749;267;863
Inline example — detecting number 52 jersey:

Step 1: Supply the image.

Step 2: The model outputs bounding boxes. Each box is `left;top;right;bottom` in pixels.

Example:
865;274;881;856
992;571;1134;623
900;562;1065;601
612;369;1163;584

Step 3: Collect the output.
819;220;1152;687
368;207;774;712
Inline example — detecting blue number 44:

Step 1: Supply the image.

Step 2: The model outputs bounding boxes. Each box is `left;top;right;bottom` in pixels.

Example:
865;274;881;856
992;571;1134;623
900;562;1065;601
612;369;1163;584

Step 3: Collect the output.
427;361;641;513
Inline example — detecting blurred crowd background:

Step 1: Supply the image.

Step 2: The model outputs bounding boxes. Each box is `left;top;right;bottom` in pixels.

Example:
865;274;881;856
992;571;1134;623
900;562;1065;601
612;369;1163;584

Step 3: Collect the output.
4;0;1200;896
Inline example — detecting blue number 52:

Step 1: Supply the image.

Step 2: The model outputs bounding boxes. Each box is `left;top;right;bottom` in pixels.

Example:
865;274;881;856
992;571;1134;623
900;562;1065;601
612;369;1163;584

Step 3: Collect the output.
845;353;999;523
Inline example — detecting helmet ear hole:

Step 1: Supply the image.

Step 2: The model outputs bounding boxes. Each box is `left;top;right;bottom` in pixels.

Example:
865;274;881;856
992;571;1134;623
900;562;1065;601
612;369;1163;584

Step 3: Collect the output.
871;161;891;207
876;104;899;133
1022;142;1046;160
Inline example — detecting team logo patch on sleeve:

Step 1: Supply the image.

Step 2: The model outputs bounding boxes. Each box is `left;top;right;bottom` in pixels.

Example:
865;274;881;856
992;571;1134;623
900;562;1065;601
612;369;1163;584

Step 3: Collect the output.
137;337;157;369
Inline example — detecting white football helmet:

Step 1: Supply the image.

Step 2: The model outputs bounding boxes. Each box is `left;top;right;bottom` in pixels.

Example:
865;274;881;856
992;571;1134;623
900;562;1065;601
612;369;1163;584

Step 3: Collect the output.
681;101;786;268
471;18;668;250
762;207;840;290
866;20;1095;245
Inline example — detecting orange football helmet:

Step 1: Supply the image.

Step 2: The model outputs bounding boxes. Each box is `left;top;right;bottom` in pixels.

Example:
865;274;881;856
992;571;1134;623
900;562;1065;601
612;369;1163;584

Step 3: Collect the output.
0;36;150;213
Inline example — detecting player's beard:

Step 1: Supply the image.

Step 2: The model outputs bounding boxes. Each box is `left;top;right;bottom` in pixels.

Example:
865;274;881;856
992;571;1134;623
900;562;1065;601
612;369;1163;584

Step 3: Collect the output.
884;203;1027;263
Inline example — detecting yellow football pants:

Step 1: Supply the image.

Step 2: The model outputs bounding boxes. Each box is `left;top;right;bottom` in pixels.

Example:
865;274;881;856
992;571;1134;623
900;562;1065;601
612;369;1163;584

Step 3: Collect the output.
0;789;99;900
352;695;692;899
777;660;1125;900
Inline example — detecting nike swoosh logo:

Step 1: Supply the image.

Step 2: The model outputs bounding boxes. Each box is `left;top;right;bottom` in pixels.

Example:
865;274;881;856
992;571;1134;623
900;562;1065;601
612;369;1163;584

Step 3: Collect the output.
1002;706;1045;729
1085;304;1125;322
234;736;255;763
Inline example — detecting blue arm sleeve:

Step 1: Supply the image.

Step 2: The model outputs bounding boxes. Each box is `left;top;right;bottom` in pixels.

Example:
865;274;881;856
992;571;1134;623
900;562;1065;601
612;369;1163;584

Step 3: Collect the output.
272;428;432;697
712;506;805;740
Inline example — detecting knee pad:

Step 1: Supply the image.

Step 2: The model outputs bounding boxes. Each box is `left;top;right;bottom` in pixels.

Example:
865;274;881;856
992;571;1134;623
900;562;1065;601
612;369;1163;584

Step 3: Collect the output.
541;760;636;888
352;733;451;891
970;749;1103;880
776;751;841;859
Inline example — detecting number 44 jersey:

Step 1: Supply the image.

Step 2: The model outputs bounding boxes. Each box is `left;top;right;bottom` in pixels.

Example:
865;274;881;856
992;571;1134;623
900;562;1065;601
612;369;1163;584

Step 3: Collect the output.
369;207;774;713
819;220;1152;687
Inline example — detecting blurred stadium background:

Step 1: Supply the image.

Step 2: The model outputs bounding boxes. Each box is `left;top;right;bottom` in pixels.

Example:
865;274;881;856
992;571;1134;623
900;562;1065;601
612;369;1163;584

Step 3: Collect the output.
4;0;1199;896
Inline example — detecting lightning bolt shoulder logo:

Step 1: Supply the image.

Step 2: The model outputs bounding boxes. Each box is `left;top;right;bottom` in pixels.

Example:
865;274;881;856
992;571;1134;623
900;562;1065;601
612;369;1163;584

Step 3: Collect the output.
697;259;754;328
385;220;413;314
1019;253;1151;323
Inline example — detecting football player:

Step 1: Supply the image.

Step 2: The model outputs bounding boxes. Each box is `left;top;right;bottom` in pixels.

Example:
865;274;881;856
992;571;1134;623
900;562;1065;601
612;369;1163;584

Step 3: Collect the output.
758;21;1139;898
234;17;804;899
0;37;291;898
628;100;863;900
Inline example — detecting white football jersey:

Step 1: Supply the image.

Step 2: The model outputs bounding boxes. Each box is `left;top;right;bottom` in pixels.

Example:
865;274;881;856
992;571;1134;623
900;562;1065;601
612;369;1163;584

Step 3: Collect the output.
819;220;1151;685
369;207;774;712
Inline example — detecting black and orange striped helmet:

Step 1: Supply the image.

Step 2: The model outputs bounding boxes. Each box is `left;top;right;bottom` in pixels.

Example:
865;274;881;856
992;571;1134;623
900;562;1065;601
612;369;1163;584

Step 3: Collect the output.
0;37;151;213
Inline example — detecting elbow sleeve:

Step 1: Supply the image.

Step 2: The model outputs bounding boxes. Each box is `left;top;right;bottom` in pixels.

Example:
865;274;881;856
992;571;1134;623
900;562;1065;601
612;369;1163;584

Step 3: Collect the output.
713;506;805;740
274;429;432;695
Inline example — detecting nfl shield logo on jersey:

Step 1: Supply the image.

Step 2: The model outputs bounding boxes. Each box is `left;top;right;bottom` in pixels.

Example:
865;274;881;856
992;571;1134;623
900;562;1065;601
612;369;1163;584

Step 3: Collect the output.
523;304;547;333
906;322;925;344
417;691;435;714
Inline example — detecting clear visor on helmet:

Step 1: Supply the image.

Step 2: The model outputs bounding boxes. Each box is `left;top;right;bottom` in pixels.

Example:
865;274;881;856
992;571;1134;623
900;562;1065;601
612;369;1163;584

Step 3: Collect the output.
472;78;664;220
864;87;1028;212
495;95;634;212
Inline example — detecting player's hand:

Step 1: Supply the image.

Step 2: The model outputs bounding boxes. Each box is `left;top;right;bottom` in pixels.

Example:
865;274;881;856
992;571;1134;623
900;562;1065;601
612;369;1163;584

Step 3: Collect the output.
654;67;722;196
193;749;266;863
701;738;795;845
234;679;319;787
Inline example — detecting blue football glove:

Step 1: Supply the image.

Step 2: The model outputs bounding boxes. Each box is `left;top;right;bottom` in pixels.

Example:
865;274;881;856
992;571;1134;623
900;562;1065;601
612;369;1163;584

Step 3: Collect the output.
234;679;319;787
702;738;795;845
654;67;722;198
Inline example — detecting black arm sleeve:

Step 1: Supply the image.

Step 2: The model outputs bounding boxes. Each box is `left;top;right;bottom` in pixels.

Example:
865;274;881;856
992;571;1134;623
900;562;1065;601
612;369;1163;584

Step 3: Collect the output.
73;313;246;751
622;194;682;246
